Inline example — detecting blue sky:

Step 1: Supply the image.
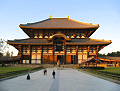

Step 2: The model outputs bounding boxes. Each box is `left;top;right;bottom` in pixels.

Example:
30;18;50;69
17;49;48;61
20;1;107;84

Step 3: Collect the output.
0;0;120;56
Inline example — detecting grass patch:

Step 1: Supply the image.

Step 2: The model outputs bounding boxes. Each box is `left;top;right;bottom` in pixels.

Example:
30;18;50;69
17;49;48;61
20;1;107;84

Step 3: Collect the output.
98;67;120;75
0;67;43;79
0;67;32;74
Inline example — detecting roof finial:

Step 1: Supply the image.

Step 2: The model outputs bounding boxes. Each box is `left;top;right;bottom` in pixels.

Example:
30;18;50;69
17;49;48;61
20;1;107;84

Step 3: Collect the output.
66;15;70;18
49;15;52;18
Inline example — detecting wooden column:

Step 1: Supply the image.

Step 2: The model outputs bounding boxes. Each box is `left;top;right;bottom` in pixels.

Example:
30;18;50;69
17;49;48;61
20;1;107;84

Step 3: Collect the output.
64;45;66;64
31;29;34;38
104;59;105;63
75;46;78;64
87;46;90;58
75;30;76;38
19;45;23;64
52;45;55;65
41;46;43;64
29;45;31;64
96;46;99;58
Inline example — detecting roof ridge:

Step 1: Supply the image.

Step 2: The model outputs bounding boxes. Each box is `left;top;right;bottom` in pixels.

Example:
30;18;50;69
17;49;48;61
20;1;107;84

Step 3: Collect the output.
20;18;50;26
68;18;99;27
90;38;112;42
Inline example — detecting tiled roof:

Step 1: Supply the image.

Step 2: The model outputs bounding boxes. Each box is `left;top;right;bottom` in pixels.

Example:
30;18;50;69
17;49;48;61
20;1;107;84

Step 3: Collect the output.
99;56;120;61
67;38;111;45
19;18;99;29
0;56;20;61
7;38;111;45
7;38;52;45
82;56;101;63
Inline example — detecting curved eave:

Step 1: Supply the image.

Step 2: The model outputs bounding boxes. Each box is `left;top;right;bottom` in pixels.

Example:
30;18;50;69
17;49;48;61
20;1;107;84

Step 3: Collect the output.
19;25;99;29
7;42;53;45
66;42;111;45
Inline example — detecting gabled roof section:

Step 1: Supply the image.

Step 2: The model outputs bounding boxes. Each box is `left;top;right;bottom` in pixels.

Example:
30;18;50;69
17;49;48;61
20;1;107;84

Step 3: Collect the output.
19;17;99;29
48;32;71;41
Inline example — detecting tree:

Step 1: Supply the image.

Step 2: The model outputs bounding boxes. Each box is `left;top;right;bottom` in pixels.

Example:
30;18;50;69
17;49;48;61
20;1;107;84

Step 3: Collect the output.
5;51;10;57
0;39;9;55
11;51;13;57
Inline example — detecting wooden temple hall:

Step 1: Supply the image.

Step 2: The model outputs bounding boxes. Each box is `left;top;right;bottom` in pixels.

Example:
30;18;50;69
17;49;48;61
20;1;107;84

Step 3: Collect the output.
7;15;112;65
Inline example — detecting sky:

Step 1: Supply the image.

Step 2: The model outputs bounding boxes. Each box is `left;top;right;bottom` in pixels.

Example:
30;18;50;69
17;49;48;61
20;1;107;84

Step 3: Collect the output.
0;0;120;56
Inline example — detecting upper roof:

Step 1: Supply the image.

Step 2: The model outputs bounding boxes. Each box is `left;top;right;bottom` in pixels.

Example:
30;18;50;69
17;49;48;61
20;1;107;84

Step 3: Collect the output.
19;17;99;29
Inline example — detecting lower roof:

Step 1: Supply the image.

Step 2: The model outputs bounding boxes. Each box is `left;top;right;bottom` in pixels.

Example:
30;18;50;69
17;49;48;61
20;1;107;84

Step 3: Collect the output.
99;56;120;61
7;38;111;46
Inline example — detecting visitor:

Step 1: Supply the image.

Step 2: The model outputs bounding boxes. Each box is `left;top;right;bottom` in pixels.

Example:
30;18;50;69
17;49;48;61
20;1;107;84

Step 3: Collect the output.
27;74;30;80
43;69;47;75
52;70;56;79
45;69;47;75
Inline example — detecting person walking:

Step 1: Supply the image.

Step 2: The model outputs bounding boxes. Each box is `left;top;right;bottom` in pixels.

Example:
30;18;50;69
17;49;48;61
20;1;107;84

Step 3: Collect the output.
43;69;46;75
43;69;47;75
52;70;56;79
45;69;47;75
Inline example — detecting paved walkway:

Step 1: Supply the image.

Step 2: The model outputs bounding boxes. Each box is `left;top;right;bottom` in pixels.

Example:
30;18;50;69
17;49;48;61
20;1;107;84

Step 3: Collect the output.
0;68;120;91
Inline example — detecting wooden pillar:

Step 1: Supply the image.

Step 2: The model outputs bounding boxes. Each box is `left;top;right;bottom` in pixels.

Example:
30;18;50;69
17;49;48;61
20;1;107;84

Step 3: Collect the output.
64;45;66;64
104;59;105;64
29;45;31;64
19;45;23;64
115;61;116;67
87;46;90;58
109;60;111;64
41;46;43;64
75;46;78;64
96;46;99;58
75;30;76;38
52;46;55;65
31;29;34;38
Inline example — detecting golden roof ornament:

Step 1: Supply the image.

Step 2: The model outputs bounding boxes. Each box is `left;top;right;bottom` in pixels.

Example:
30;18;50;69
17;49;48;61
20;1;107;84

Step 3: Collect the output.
66;15;70;18
49;15;52;18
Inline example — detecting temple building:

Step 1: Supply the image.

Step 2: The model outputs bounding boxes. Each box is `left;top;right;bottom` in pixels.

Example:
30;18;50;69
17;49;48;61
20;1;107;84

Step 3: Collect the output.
7;15;112;65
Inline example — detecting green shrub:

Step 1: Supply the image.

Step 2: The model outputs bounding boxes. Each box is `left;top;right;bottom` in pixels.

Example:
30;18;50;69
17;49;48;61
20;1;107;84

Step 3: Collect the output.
83;66;105;70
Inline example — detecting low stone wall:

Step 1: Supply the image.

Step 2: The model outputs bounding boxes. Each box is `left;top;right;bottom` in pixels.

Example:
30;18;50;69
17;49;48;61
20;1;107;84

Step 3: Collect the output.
41;64;78;68
0;63;78;68
11;64;41;68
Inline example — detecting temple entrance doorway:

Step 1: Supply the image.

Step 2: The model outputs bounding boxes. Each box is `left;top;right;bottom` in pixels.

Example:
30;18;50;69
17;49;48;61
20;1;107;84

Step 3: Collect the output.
57;55;62;62
71;55;74;64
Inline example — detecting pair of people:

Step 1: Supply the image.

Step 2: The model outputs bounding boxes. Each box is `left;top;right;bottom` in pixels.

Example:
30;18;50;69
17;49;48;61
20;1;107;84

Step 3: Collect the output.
43;69;56;79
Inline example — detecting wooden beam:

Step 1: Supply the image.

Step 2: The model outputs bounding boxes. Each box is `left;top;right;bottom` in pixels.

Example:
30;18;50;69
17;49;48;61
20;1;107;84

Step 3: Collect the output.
99;45;105;51
85;31;87;38
87;30;93;37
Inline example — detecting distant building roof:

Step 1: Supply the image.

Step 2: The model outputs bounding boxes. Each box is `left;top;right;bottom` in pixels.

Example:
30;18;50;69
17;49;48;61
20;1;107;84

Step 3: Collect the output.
99;56;120;61
19;18;99;29
82;56;101;63
0;56;20;62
